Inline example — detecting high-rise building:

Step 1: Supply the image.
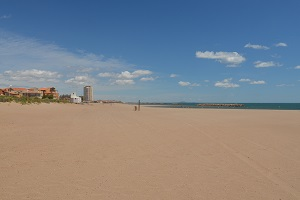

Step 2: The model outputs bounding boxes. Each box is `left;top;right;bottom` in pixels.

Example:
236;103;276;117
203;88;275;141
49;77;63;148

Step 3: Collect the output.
83;86;93;102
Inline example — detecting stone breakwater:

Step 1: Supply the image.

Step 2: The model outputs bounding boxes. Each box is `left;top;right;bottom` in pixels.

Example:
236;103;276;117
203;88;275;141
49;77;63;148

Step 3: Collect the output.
198;103;245;107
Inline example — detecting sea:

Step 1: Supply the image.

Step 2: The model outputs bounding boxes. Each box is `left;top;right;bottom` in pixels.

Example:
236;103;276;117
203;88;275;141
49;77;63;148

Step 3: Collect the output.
142;103;300;110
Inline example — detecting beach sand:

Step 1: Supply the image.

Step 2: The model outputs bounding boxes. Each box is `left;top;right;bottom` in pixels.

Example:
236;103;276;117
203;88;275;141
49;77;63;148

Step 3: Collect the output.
0;103;299;200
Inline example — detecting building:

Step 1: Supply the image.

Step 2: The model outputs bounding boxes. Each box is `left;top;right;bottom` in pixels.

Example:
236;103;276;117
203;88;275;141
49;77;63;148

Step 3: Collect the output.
2;87;27;97
0;86;59;99
83;86;93;102
70;92;82;103
22;88;43;98
39;87;59;99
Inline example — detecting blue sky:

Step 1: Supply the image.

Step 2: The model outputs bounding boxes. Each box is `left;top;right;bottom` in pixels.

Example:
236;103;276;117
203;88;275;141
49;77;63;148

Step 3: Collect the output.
0;0;300;102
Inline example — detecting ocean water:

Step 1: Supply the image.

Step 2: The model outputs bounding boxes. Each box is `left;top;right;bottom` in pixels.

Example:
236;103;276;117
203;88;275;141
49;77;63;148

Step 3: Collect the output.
143;103;300;110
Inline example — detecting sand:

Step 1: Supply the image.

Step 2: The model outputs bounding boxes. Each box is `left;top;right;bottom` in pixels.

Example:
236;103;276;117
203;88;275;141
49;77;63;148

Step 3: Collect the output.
0;102;299;200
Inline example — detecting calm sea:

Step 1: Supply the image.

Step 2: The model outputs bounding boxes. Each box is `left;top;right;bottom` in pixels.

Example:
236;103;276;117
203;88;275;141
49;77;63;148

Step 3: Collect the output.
143;103;300;110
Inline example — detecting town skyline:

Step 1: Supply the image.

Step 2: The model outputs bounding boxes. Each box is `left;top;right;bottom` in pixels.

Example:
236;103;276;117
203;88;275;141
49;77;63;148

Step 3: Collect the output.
1;0;300;103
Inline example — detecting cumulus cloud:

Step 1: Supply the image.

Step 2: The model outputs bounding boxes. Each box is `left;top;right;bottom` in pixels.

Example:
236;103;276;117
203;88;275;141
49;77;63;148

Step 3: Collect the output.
132;70;152;77
239;78;251;82
170;74;178;78
65;75;95;85
118;71;135;79
99;70;152;79
275;42;287;47
239;78;266;85
3;69;62;83
140;77;155;81
254;61;280;68
215;78;239;88
98;70;154;86
195;51;245;66
114;79;135;85
294;66;300;69
250;80;266;85
178;81;191;86
178;81;200;87
244;43;269;50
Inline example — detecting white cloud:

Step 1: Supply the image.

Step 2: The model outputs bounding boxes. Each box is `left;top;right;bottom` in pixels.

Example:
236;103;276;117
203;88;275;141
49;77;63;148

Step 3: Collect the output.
140;77;155;81
170;74;178;78
3;69;62;83
98;72;117;78
113;70;153;79
250;80;266;85
178;81;191;86
239;79;266;85
65;75;94;85
195;51;245;66
114;79;135;85
254;61;279;68
178;81;200;87
275;42;287;47
132;70;152;77
215;78;239;88
244;43;269;50
118;71;135;79
0;31;131;72
276;84;294;87
99;70;153;81
239;78;251;82
294;66;300;69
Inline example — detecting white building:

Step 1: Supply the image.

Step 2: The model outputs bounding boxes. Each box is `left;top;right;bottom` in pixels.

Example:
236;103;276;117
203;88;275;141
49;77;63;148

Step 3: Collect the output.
70;92;82;103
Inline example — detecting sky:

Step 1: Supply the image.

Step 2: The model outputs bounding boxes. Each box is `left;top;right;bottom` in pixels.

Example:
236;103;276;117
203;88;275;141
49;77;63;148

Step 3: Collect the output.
0;0;300;103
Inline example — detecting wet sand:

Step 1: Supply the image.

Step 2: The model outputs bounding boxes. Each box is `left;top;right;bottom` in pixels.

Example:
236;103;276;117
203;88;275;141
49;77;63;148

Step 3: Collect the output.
0;103;299;200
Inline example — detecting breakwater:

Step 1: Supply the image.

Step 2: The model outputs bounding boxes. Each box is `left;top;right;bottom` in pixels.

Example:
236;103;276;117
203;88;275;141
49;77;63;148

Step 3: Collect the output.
198;103;245;107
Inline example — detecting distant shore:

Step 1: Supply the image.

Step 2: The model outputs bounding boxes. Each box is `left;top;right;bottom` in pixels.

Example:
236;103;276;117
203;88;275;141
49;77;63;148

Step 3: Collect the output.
139;102;300;110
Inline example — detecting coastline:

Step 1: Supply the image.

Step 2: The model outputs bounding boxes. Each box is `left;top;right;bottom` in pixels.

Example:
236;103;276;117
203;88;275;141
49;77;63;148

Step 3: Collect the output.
1;103;299;199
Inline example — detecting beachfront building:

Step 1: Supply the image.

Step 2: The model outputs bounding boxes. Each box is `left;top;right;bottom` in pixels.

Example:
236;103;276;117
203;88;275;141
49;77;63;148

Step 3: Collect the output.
83;86;93;102
39;87;59;99
70;92;82;103
22;88;43;98
0;86;59;99
2;87;27;97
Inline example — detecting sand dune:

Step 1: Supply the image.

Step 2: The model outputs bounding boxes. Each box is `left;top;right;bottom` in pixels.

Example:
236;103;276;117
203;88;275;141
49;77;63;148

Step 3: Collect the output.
0;103;299;200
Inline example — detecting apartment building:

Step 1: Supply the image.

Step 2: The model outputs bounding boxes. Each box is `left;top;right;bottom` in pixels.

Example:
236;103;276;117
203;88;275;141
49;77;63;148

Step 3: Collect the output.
83;86;93;102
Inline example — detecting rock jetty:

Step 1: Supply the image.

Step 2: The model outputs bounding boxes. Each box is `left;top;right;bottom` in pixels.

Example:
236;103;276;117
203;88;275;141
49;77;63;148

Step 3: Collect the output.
198;103;245;107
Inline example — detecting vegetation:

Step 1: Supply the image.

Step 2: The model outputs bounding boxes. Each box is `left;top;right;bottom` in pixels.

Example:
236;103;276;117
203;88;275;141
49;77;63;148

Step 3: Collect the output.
60;94;71;100
0;95;69;104
42;94;54;99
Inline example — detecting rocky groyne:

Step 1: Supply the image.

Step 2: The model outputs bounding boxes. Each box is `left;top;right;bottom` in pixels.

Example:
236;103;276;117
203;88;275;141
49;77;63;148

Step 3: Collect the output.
198;103;245;108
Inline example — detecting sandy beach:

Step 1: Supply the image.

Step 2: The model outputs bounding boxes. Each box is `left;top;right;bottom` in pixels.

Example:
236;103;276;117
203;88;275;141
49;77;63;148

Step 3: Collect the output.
0;103;299;200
